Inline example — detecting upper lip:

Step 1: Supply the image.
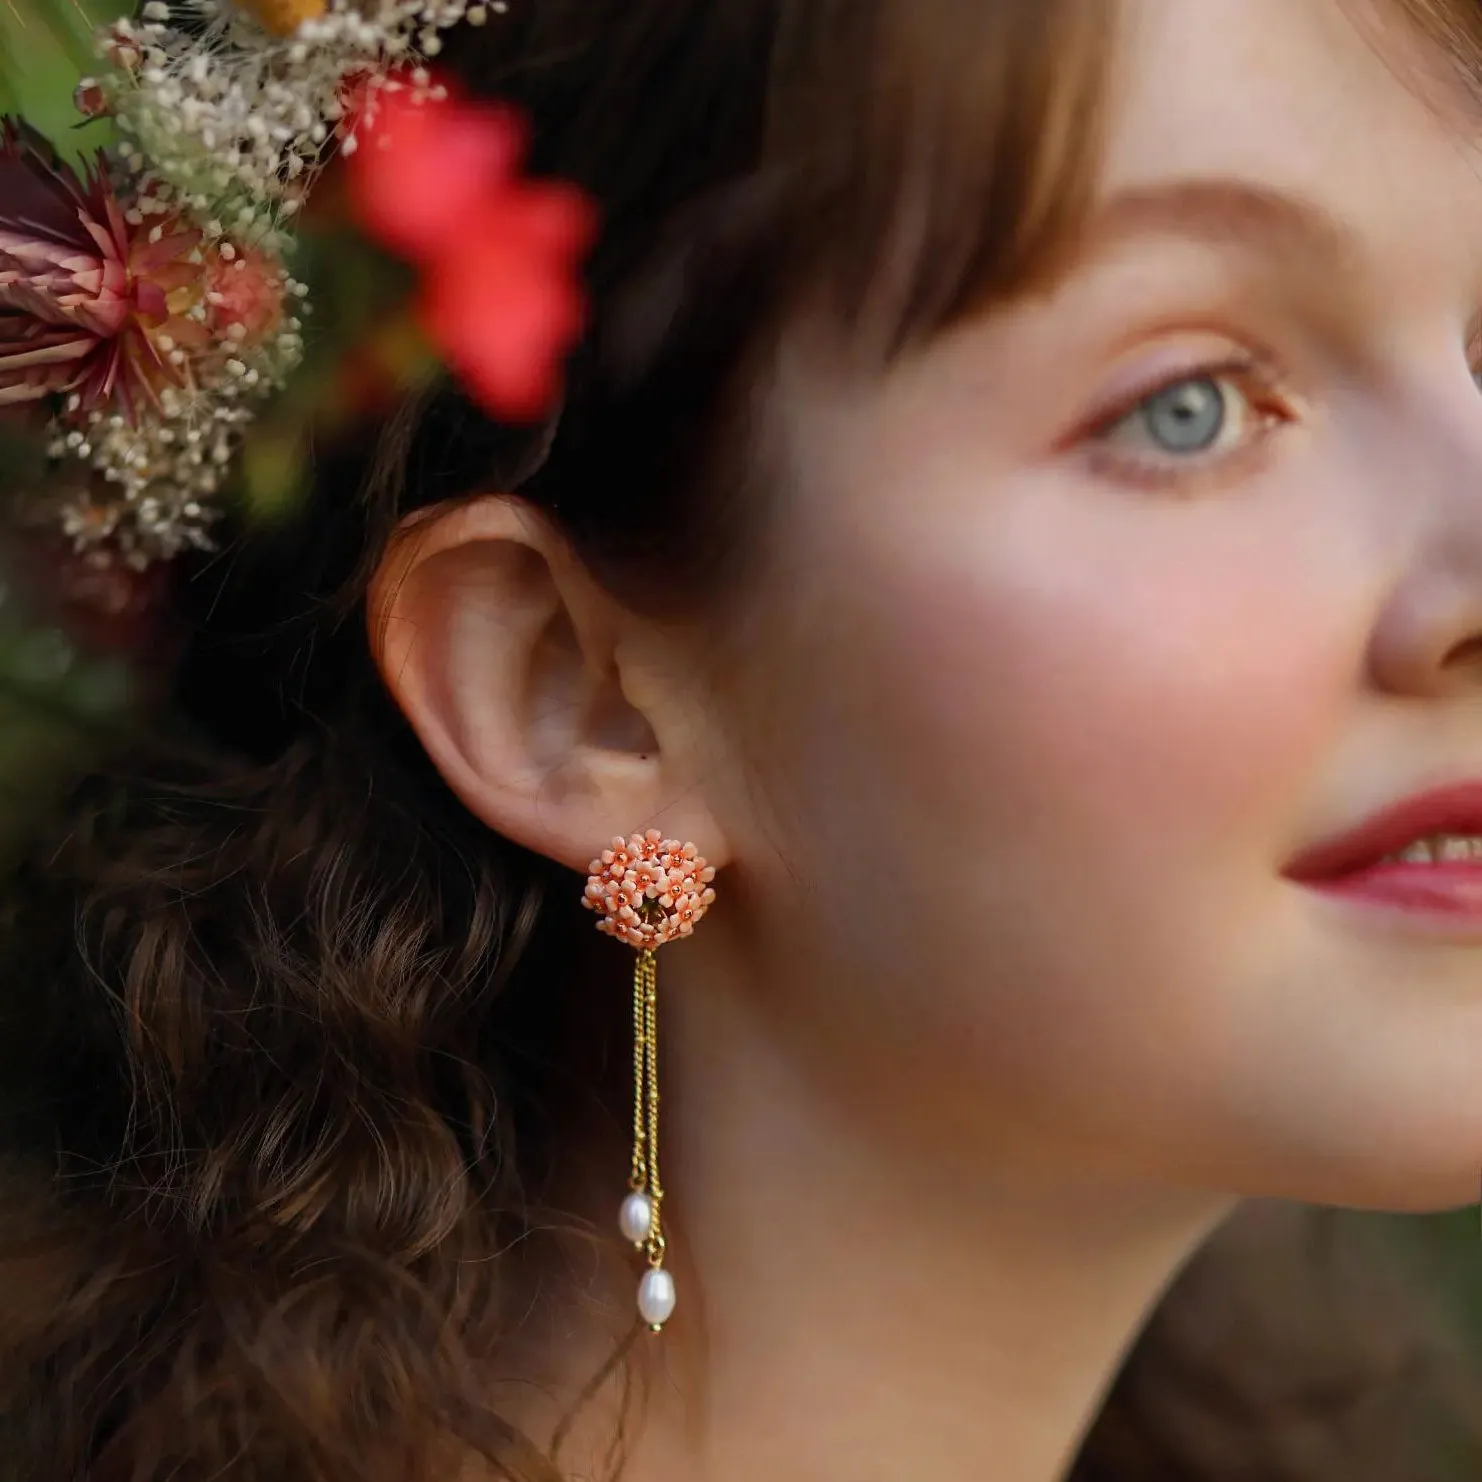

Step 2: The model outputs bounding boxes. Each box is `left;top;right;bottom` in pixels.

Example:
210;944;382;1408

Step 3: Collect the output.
1285;780;1482;881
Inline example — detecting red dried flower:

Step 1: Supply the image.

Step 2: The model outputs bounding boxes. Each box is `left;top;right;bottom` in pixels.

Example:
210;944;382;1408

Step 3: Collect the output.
345;81;597;422
0;119;212;423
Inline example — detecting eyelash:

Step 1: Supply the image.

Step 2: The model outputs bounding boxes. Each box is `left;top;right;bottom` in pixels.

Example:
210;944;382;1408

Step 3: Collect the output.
1081;351;1294;494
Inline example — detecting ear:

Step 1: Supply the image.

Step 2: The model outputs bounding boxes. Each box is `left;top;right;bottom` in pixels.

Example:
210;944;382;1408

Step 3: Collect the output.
367;494;730;875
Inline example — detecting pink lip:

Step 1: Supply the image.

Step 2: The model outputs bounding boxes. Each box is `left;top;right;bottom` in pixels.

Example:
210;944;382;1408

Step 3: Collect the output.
1285;780;1482;922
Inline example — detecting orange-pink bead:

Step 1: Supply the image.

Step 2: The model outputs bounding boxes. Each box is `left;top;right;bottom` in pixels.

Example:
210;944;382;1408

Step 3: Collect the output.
583;828;717;949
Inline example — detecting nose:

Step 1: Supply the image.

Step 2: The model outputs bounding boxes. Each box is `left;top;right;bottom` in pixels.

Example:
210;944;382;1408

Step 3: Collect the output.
1369;575;1482;696
1366;369;1482;699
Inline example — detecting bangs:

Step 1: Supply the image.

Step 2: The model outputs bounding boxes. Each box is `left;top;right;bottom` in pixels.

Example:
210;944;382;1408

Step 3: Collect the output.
452;0;1114;363
764;0;1113;360
428;0;1117;591
1385;0;1482;100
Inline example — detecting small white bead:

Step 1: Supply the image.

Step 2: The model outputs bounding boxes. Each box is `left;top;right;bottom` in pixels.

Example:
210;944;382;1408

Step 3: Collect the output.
619;1191;654;1245
638;1268;677;1329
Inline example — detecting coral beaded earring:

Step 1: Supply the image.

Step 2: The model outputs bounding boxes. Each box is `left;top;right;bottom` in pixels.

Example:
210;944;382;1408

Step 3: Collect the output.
583;830;717;1331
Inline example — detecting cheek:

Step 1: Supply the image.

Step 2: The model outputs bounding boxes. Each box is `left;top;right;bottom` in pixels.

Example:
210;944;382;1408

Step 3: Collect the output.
725;475;1375;1159
777;491;1357;903
883;562;1301;862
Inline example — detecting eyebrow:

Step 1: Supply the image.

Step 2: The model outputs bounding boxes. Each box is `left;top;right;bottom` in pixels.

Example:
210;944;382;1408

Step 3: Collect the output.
1063;177;1361;278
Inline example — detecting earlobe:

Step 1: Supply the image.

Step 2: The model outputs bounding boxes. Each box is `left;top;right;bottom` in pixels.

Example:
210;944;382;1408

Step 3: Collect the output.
366;494;728;874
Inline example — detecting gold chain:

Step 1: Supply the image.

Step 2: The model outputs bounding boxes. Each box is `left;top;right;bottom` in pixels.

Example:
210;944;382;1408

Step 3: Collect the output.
642;949;666;1268
629;950;649;1191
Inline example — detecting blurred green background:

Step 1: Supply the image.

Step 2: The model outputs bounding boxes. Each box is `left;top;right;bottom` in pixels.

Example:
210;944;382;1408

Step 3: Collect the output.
0;0;129;150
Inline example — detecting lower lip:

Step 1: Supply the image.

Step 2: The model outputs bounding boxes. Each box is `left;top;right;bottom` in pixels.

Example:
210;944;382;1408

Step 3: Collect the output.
1303;862;1482;922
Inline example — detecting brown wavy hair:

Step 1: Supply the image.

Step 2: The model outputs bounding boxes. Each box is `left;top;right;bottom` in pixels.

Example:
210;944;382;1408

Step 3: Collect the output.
2;1;1482;1479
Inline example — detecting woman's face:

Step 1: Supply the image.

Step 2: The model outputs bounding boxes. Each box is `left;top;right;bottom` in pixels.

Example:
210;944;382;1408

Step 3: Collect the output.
694;0;1482;1210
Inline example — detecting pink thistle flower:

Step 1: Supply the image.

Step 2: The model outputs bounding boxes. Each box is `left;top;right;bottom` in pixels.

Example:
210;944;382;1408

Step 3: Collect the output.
0;119;218;424
344;80;597;423
583;829;718;951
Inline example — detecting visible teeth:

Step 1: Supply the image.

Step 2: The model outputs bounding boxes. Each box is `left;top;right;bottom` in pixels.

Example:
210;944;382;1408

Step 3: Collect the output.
1385;834;1482;863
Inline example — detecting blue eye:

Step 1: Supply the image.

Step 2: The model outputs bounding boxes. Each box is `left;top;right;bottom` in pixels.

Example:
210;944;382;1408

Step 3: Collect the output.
1083;353;1290;492
1122;376;1229;455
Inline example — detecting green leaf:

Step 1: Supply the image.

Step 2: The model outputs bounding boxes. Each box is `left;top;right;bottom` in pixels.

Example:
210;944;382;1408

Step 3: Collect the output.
0;0;130;157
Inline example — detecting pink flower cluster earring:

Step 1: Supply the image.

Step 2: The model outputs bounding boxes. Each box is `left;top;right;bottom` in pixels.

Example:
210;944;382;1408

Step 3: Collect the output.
583;829;717;1331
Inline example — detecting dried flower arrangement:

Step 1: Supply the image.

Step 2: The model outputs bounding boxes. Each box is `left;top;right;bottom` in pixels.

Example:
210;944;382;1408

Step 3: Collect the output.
0;0;594;569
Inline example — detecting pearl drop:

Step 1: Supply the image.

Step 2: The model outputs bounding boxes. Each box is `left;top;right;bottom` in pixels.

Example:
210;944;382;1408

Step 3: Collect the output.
638;1267;677;1329
619;1191;654;1245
